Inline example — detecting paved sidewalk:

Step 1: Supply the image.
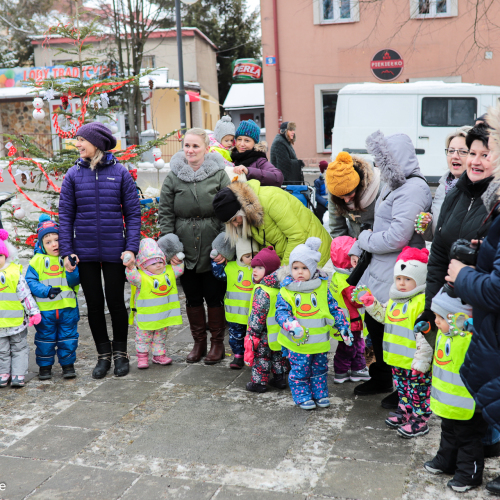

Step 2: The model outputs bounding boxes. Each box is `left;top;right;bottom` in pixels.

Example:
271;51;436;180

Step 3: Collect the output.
1;299;499;499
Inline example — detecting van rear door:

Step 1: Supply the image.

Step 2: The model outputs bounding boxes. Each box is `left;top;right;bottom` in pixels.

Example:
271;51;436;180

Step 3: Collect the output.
417;95;478;181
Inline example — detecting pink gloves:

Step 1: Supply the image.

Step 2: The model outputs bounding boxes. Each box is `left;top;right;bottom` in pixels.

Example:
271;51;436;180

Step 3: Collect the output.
359;292;375;307
29;313;41;327
283;319;305;340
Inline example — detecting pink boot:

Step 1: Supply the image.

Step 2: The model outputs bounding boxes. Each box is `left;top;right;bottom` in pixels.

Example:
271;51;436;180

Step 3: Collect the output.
152;354;172;365
137;352;149;369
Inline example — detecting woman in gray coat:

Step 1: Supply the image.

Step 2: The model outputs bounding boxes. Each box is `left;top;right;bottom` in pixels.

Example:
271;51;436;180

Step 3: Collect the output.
159;128;230;365
351;131;432;402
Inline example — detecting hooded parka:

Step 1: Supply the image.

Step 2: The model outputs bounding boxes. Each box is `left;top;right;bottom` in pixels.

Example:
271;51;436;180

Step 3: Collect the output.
270;123;303;184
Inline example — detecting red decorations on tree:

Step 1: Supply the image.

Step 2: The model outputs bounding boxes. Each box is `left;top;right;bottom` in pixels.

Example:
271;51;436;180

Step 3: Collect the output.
140;207;160;239
116;145;138;162
25;234;37;247
129;169;138;181
7;146;17;157
61;95;69;110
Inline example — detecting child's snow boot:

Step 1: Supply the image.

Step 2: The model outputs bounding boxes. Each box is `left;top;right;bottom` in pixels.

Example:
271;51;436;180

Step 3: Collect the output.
11;375;25;388
269;374;287;389
246;382;267;393
316;398;331;408
62;364;76;379
230;355;244;370
152;354;172;365
39;366;52;380
385;403;410;429
397;413;430;438
137;352;149;369
299;400;316;410
0;374;10;388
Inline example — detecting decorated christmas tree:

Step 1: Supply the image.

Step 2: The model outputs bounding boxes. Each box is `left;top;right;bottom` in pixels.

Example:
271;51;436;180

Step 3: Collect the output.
1;1;174;249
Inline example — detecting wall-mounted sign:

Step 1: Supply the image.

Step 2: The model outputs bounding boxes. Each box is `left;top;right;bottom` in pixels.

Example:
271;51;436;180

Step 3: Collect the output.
232;58;262;81
265;56;276;66
370;49;404;81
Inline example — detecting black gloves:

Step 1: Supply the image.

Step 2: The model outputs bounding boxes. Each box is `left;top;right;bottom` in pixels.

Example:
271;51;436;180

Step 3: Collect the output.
48;287;62;300
67;255;77;267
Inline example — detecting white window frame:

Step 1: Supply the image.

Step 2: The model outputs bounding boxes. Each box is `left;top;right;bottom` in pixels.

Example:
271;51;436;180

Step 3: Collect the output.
410;0;458;19
313;0;360;25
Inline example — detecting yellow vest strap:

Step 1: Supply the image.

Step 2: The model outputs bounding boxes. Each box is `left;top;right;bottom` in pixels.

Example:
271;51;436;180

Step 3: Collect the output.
136;308;182;323
225;305;250;316
226;291;251;301
36;290;76;302
432;365;465;387
0;292;19;301
385;323;414;340
0;310;24;319
136;294;179;308
431;386;475;411
382;341;415;358
40;277;69;287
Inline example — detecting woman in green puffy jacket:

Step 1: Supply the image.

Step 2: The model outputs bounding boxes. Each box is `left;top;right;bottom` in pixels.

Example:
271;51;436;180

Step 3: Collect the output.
212;180;332;265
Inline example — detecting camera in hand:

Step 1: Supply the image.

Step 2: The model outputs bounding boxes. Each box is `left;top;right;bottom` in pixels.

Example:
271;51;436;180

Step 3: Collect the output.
443;239;478;298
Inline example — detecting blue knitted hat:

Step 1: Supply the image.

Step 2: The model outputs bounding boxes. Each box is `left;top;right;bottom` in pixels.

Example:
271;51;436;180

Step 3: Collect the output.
37;214;59;243
235;119;260;144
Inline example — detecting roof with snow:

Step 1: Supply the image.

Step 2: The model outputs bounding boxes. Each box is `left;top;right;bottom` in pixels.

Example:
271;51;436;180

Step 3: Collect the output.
223;83;264;110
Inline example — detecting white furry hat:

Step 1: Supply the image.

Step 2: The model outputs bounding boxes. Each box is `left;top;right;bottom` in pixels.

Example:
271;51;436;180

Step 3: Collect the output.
289;237;322;276
214;115;235;143
235;237;255;266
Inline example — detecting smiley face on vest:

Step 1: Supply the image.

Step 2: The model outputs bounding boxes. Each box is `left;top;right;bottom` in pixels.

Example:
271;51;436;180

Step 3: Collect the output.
235;269;254;292
388;301;410;322
434;334;454;367
42;256;64;277
294;292;320;317
150;274;173;297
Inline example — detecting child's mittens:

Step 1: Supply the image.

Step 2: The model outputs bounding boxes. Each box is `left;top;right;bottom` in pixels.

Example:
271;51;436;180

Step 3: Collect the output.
29;313;41;327
210;249;219;259
176;252;185;261
67;255;77;267
339;328;354;347
411;331;433;374
48;287;62;300
414;321;432;335
283;319;305;340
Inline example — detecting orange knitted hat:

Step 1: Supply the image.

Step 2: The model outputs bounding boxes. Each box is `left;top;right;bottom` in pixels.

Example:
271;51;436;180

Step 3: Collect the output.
325;152;360;197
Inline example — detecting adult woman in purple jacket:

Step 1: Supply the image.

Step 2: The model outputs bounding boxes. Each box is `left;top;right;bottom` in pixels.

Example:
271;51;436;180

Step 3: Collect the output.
59;122;141;379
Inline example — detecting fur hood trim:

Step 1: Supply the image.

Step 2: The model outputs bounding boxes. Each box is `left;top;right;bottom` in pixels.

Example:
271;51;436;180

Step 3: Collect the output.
487;104;500;200
254;141;268;153
227;181;264;227
482;180;500;213
352;155;374;191
170;151;226;183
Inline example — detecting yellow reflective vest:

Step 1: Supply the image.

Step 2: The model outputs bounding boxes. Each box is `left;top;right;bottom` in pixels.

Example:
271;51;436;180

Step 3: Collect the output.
0;263;24;328
430;330;475;420
382;293;425;370
329;271;369;339
29;254;78;311
249;284;280;351
278;280;334;355
225;262;255;325
129;266;182;330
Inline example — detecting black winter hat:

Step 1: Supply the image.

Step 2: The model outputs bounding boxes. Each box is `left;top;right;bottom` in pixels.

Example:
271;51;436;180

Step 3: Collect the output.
213;187;242;223
77;122;117;152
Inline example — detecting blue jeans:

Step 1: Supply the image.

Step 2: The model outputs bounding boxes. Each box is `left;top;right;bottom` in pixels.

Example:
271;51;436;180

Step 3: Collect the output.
228;322;246;356
288;351;329;404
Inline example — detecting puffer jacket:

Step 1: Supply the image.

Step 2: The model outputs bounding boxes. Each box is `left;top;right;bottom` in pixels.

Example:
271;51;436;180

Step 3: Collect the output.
424;172;493;310
58;153;141;263
224;180;332;266
158;151;230;273
352;131;432;304
455;206;500;431
270;133;303;184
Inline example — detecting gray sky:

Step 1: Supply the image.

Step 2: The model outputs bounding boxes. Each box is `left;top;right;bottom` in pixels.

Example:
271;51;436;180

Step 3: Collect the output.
247;0;260;14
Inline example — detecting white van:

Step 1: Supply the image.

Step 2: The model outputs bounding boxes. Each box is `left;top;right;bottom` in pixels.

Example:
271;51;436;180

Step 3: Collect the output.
332;82;500;181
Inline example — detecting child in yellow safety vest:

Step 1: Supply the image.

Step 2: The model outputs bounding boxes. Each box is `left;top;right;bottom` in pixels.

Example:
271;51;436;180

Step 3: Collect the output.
211;233;257;369
26;215;79;382
329;236;370;384
244;246;285;393
0;229;40;388
275;237;352;411
352;246;433;438
422;288;486;493
126;236;184;369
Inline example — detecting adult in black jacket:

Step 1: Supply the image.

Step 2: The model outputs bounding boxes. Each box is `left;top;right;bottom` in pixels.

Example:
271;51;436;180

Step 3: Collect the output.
270;121;304;184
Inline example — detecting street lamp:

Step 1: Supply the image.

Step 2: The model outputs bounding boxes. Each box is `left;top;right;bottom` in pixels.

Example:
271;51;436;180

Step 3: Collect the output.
176;0;199;134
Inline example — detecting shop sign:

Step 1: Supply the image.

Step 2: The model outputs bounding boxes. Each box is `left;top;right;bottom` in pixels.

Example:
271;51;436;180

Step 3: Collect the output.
370;49;404;81
232;59;262;81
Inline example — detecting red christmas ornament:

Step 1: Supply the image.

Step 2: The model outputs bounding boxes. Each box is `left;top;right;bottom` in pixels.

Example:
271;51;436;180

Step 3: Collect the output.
7;146;17;157
25;234;37;247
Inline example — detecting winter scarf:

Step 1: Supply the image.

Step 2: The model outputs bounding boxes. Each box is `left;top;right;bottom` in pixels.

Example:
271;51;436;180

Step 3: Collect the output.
231;148;268;167
444;171;460;194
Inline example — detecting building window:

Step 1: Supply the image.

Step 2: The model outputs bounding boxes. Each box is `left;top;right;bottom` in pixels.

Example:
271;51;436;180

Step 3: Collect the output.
141;55;155;69
322;93;338;151
421;97;477;127
321;0;359;23
410;0;457;18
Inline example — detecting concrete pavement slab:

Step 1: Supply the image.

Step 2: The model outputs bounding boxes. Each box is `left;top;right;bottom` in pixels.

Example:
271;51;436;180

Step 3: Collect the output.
0;456;62;500
47;401;134;430
216;485;307;499
2;425;101;460
125;397;309;468
126;362;186;383
314;458;408;500
82;379;160;404
28;464;138;500
170;364;242;389
121;475;219;499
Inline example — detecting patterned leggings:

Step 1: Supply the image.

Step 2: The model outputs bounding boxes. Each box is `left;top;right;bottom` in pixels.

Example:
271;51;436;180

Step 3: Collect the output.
288;351;329;405
251;334;286;385
135;327;168;356
392;367;431;416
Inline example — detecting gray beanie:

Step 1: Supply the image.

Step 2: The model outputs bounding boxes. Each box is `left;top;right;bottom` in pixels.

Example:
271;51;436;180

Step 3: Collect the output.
431;287;473;319
289;237;322;276
214;115;235;144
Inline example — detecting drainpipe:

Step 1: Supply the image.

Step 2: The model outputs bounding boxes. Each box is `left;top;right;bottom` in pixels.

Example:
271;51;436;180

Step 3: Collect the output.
272;0;283;129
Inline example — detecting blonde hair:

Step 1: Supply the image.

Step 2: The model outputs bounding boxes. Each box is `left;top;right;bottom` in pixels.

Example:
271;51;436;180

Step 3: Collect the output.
224;210;251;246
445;126;472;149
89;149;104;171
185;128;210;147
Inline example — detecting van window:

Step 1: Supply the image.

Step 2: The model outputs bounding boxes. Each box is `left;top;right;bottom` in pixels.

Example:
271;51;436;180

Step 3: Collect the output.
421;97;477;127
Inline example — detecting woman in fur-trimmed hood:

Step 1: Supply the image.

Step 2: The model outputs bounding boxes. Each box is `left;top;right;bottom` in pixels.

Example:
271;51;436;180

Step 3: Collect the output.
158;128;230;365
326;153;381;239
212;179;332;266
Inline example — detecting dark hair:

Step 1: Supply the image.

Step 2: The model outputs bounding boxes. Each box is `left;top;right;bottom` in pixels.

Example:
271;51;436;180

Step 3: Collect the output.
466;123;490;149
330;162;365;216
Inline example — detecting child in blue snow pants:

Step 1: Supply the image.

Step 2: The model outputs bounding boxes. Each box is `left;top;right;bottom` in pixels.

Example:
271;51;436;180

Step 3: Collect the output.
288;352;329;403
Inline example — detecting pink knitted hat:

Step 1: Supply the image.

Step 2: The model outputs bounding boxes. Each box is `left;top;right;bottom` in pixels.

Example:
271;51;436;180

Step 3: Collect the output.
0;229;9;258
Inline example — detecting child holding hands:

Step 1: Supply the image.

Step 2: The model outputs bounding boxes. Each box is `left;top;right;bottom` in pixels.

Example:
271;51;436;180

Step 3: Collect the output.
126;236;184;368
275;237;352;410
0;229;40;388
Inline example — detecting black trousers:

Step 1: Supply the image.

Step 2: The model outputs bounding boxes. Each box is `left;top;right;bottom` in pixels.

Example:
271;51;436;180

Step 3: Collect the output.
434;412;488;485
78;262;129;345
314;203;327;223
180;267;226;308
365;312;393;385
